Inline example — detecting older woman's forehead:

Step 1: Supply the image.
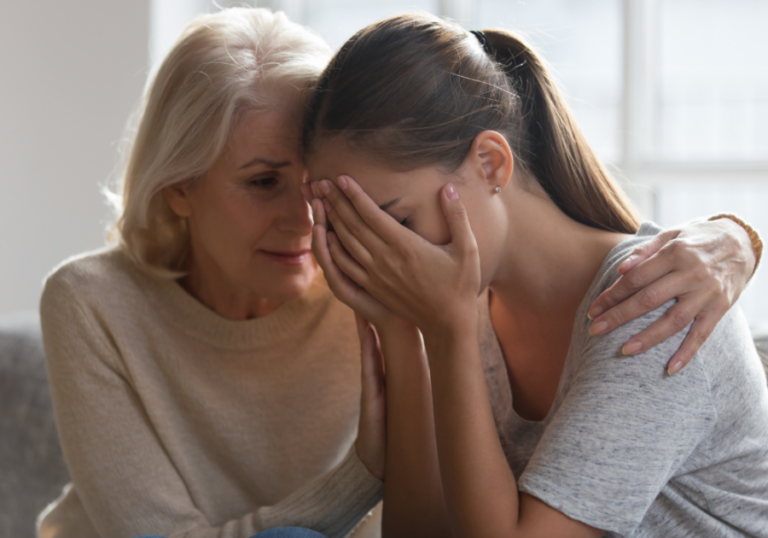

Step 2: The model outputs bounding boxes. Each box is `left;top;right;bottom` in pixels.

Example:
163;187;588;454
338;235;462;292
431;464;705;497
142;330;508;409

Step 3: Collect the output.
228;109;303;162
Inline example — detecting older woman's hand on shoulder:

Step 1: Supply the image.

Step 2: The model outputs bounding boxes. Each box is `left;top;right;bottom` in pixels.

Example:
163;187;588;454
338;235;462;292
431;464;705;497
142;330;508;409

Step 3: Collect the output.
588;217;760;374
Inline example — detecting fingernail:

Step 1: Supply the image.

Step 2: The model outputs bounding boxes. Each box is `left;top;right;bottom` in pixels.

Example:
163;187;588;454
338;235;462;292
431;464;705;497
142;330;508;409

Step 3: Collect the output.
589;320;609;336
337;175;348;190
319;180;331;195
587;306;604;320
323;199;332;213
445;183;459;201
667;360;684;375
622;341;642;355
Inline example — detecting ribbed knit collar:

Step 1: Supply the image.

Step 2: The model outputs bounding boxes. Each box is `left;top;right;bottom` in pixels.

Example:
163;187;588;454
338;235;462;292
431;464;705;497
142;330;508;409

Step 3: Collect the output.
142;265;333;352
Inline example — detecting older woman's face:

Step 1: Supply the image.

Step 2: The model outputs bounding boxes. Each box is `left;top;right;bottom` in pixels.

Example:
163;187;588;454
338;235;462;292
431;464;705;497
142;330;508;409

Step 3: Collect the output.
167;96;317;310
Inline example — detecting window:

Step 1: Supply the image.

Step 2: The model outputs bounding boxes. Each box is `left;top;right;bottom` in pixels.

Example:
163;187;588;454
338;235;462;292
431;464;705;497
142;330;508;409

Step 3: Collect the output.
656;0;768;162
477;0;623;163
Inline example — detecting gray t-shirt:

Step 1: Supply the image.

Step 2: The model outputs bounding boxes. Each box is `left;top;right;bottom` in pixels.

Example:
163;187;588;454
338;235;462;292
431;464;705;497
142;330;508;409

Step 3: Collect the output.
478;222;768;537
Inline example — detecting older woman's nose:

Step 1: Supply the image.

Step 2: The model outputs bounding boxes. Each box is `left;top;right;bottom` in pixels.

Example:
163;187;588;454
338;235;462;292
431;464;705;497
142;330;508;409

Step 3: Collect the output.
277;181;314;235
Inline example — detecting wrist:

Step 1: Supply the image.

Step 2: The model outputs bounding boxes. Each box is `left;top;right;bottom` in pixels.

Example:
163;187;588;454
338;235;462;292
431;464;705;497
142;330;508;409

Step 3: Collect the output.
421;310;479;352
709;213;763;277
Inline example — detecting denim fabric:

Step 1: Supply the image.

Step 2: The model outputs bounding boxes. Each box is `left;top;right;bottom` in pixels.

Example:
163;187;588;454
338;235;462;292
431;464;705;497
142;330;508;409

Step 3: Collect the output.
133;528;328;538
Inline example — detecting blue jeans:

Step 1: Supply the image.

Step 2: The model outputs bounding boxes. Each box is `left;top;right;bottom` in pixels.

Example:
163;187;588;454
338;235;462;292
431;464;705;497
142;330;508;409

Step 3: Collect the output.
134;529;327;538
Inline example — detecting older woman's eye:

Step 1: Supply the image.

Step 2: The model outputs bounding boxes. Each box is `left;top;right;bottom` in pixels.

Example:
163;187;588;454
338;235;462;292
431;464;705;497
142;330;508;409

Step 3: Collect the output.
248;176;278;189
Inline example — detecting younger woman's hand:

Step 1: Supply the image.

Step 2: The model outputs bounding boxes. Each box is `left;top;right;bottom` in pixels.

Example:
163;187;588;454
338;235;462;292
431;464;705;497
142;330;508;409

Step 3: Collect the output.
354;313;386;481
314;176;481;336
587;218;756;374
311;194;400;331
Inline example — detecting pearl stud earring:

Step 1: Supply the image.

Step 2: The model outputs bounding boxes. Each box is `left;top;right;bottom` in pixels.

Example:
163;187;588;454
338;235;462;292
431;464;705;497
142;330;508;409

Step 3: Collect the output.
494;186;501;193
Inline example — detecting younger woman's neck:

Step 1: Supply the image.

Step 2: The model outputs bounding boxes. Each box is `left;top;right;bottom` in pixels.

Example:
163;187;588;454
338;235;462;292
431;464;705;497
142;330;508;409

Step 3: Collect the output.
489;185;629;325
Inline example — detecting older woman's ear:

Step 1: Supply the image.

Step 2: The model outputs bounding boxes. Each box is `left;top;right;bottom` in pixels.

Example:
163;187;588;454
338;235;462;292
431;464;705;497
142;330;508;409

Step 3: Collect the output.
162;182;194;218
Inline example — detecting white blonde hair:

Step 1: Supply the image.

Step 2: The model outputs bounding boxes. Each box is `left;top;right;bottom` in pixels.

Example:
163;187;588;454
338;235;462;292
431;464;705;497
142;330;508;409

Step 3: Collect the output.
109;7;332;277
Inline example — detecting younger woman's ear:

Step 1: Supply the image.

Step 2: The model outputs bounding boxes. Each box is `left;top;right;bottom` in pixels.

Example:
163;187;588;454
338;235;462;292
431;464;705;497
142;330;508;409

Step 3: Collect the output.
470;131;513;191
162;181;194;218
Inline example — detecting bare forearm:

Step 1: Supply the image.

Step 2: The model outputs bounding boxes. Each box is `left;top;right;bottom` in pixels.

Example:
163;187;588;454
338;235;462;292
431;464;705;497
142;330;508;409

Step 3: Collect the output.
377;325;452;538
423;322;520;537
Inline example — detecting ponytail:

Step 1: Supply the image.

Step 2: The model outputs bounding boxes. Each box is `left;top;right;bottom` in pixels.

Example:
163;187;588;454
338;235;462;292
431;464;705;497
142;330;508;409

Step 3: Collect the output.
483;30;639;233
305;14;640;234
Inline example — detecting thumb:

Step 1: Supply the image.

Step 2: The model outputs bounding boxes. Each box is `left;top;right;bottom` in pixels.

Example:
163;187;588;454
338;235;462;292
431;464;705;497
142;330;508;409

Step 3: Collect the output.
361;325;384;393
441;183;476;255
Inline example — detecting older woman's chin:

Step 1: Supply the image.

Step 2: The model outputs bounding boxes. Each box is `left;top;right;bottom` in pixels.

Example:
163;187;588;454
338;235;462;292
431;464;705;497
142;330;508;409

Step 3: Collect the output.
258;263;321;302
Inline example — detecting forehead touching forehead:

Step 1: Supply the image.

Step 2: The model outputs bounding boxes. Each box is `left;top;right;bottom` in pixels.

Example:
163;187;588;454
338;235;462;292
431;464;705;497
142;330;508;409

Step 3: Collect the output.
307;136;437;206
228;99;305;164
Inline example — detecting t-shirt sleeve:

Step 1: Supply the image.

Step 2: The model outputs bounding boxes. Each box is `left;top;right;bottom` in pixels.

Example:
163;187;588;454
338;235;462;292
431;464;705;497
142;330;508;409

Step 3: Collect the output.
40;271;382;538
517;301;717;536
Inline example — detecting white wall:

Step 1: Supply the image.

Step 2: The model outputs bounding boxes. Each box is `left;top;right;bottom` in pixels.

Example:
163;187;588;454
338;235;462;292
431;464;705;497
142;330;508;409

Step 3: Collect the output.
0;1;150;316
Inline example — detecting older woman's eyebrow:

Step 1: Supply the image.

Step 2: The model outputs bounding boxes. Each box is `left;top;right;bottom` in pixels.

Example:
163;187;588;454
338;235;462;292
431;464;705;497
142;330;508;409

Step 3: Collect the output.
239;157;291;170
379;198;401;211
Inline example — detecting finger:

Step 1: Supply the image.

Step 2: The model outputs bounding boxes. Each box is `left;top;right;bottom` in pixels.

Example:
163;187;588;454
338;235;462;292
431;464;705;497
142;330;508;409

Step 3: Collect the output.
665;313;719;375
329;175;405;244
312;217;363;302
617;229;681;275
588;272;694;336
325;198;375;268
328;231;370;288
354;312;369;343
440;183;477;256
618;294;707;356
588;242;684;320
321;178;392;253
311;180;325;200
311;198;327;229
301;182;313;203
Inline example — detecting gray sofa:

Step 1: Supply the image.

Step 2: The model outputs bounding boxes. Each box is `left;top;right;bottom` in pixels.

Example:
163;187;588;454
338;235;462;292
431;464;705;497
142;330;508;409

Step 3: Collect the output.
0;314;70;538
2;315;768;538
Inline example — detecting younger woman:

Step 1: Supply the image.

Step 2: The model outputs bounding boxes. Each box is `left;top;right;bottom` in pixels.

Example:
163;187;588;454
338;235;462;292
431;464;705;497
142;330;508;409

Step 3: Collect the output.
307;13;768;537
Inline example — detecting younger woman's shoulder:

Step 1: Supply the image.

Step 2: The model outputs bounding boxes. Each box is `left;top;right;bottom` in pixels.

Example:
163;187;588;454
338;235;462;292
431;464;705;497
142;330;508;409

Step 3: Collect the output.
574;222;756;386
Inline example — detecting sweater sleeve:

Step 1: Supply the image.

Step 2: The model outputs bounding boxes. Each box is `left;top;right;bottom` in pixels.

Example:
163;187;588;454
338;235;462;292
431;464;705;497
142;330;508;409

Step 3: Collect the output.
40;273;383;538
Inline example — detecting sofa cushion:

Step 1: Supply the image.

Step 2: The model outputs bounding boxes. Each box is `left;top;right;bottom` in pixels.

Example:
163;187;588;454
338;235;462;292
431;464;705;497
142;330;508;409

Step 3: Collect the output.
0;313;70;538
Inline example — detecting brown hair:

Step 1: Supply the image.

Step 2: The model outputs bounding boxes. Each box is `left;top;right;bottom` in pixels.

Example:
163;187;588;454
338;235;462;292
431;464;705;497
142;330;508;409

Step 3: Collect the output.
304;13;640;234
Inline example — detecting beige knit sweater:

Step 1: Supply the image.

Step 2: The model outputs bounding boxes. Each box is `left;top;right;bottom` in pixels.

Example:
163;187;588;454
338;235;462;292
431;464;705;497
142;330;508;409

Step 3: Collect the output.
37;248;383;538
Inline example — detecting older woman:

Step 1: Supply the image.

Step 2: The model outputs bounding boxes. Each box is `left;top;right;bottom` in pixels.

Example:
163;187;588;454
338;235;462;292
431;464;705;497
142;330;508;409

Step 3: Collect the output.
37;7;760;538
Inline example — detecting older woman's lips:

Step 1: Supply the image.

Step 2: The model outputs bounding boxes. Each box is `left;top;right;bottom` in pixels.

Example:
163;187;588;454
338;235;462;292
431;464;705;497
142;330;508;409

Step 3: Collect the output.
259;249;312;266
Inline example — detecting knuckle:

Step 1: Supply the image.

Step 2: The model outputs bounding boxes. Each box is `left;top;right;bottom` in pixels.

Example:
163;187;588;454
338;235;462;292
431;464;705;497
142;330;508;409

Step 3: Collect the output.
639;287;662;311
634;240;652;255
690;329;710;347
664;239;685;257
603;308;626;328
668;307;693;332
623;270;646;291
348;219;364;237
692;265;711;283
